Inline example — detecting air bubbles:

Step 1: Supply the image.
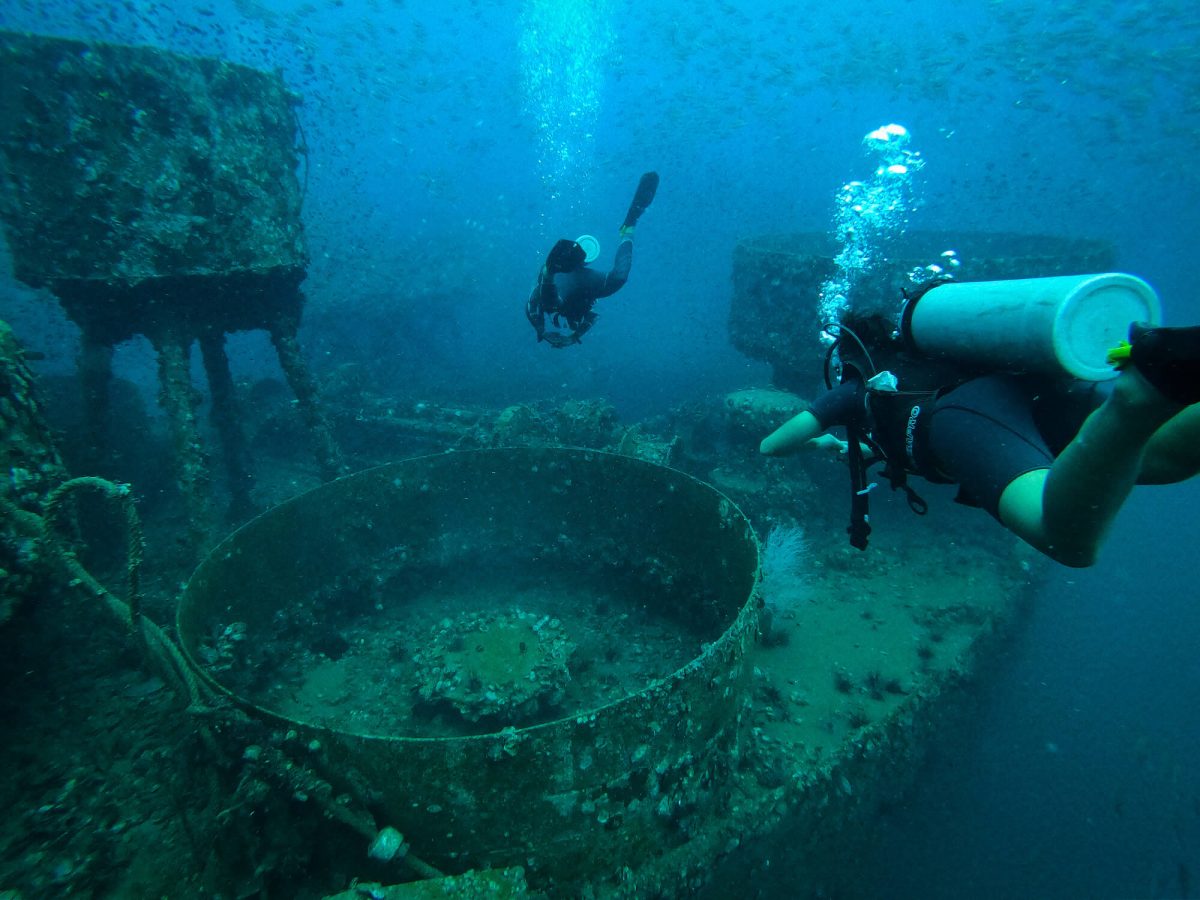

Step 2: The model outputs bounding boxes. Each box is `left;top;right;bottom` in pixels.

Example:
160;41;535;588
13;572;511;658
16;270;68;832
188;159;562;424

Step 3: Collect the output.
866;123;908;144
518;0;614;204
817;123;926;339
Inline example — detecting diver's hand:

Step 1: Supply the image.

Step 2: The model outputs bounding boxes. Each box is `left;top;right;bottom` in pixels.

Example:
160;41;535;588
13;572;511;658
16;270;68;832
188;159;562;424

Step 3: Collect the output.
809;433;850;455
543;332;578;349
809;434;872;458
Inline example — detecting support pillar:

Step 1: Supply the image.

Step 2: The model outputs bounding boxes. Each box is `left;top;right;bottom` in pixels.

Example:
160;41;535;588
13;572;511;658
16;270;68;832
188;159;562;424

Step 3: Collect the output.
152;332;212;549
199;330;256;522
270;316;344;482
77;333;113;472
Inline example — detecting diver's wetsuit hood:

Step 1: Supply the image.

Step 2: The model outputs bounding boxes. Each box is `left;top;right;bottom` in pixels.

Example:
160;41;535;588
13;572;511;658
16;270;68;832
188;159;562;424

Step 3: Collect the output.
546;238;586;274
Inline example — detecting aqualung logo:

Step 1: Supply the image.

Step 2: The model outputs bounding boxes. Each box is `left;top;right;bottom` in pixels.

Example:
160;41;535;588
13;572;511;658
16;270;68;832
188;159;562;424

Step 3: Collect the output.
905;405;921;465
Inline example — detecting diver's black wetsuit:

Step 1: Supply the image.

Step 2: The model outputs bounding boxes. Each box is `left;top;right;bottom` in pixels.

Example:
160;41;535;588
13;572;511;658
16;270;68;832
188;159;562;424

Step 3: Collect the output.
814;373;1111;518
527;239;633;345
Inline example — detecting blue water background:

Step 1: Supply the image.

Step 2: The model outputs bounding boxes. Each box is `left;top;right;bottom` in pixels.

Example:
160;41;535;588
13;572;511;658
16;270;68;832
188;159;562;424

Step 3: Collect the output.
1;0;1198;895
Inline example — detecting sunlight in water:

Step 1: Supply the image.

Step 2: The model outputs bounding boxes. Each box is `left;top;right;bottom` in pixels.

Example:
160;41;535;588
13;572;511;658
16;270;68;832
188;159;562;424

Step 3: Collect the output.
518;0;614;215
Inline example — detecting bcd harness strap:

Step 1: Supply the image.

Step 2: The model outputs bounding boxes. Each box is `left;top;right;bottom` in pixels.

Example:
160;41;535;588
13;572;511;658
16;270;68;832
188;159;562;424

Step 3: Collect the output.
843;393;930;552
845;419;873;550
824;315;943;552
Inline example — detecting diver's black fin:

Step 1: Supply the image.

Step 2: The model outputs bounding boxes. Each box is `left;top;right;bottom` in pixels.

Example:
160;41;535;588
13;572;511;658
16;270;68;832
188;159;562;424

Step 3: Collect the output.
546;238;585;274
622;171;659;230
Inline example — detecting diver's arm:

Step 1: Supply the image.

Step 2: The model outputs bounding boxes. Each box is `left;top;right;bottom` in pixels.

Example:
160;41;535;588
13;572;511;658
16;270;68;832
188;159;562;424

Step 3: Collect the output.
526;267;553;341
761;380;864;455
526;291;545;341
760;412;851;456
760;411;826;455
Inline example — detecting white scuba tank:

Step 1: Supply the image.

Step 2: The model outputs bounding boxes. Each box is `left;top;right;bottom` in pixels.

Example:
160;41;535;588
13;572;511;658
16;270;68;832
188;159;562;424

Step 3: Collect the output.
902;273;1162;381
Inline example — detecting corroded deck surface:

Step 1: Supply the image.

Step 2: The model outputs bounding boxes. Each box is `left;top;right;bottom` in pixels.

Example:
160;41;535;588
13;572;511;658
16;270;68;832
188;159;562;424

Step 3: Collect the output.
628;506;1037;897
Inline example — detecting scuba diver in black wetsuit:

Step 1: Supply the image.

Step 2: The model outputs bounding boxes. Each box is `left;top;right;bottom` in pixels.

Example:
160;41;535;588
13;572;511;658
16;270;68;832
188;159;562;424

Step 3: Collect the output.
760;278;1200;568
527;172;658;349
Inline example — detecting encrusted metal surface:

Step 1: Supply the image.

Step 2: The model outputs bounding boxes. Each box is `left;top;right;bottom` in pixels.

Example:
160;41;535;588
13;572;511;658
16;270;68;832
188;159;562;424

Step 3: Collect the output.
0;29;306;289
177;448;761;889
0;319;68;626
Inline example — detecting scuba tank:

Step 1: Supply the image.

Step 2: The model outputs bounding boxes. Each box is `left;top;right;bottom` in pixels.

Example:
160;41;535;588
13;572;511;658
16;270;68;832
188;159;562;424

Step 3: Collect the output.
900;273;1161;381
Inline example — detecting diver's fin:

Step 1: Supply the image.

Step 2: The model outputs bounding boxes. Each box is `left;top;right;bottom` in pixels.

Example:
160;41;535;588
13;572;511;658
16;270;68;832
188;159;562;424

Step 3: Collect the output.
621;171;659;231
545;238;585;274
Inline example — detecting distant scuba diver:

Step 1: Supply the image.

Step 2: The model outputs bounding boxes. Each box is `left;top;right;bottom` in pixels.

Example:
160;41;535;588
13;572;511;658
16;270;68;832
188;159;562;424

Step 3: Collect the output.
526;172;659;348
760;275;1200;568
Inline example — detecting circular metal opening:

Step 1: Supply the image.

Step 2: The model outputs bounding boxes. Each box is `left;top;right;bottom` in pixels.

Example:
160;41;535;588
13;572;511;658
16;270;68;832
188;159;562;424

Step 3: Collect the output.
176;448;761;881
179;448;757;738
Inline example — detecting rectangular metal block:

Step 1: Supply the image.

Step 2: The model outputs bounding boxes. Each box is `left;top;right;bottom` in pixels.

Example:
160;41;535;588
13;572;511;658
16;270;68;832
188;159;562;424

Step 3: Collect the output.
0;30;307;288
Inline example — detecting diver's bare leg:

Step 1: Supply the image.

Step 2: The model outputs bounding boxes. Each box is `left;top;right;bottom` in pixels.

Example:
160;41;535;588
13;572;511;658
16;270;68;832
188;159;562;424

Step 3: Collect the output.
999;370;1182;567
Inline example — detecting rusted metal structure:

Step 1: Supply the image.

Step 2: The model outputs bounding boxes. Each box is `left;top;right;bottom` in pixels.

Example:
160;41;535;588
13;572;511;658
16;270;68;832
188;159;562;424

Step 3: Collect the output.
173;442;1036;896
0;319;69;626
177;448;762;893
0;31;341;540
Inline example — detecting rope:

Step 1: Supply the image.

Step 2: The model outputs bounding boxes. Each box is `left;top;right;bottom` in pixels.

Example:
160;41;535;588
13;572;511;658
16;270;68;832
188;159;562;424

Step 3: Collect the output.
40;477;208;709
